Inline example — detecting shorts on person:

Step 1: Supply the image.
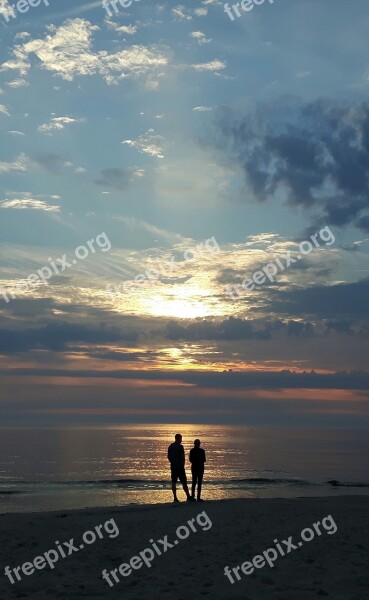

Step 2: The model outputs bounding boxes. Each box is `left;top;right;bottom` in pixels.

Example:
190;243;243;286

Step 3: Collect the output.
171;464;187;484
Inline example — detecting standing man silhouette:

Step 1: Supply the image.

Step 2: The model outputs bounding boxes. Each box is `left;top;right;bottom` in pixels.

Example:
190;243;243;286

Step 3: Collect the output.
190;439;206;502
167;434;194;503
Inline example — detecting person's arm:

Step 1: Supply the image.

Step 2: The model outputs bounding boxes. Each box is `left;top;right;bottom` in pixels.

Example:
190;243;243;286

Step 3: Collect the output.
167;445;171;462
181;445;185;466
189;449;193;463
203;450;206;463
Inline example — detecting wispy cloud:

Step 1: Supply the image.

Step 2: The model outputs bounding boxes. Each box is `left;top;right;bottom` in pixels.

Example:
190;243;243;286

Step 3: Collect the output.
172;5;192;20
38;116;85;134
0;192;60;212
122;129;166;159
194;7;208;16
5;78;29;88
0;153;29;173
0;104;10;116
105;19;138;35
193;105;213;112
191;59;226;72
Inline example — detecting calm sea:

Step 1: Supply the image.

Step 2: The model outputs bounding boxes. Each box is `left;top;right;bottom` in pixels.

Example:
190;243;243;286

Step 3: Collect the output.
1;424;369;513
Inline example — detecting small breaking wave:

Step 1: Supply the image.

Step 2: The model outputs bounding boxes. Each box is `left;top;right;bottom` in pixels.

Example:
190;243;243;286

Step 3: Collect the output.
327;480;369;488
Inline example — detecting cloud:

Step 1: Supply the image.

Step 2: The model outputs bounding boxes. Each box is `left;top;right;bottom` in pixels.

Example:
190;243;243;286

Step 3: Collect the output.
95;167;145;189
265;277;369;320
0;45;30;77
2;365;369;393
0;193;60;212
5;78;28;88
165;317;314;341
356;215;369;232
15;32;30;40
2;19;169;84
194;7;208;16
38;116;85;134
193;105;213;112
0;153;29;173
191;59;226;71
216;99;369;231
172;5;192;20
176;369;369;391
105;19;138;35
190;31;211;44
122;129;166;158
0;104;10;116
341;239;369;252
213;232;340;305
7;130;25;136
87;349;151;362
0;321;137;353
0;0;13;20
33;153;81;175
145;78;161;90
295;70;312;78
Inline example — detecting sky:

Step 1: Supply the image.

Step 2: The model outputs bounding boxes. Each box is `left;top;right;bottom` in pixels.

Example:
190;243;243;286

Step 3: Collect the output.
0;0;369;427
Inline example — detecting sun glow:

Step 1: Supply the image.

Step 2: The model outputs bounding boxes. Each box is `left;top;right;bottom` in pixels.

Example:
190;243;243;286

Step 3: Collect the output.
136;282;225;318
144;295;213;318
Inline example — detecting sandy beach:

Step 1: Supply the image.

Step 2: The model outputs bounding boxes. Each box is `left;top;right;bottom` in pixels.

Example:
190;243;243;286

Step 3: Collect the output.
0;495;368;600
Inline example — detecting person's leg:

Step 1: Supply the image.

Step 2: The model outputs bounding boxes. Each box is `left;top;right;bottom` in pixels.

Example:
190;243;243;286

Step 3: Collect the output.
180;468;194;500
191;467;197;498
197;469;204;500
183;480;191;498
171;468;179;501
172;481;179;501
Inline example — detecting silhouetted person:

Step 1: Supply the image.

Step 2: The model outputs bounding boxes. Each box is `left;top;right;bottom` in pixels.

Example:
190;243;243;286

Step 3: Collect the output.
189;439;206;501
167;434;194;503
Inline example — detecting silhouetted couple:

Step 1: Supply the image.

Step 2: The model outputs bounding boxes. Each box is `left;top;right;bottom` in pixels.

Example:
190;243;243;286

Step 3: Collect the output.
167;434;206;503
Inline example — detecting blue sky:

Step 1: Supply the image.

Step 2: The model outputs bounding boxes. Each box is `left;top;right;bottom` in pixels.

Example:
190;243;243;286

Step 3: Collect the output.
1;0;369;426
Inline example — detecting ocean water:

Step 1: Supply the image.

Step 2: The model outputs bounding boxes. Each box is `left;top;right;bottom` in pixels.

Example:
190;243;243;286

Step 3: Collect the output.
1;424;369;514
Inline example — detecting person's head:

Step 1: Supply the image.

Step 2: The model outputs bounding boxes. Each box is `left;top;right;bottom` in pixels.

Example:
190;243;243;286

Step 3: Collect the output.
175;433;182;443
194;439;201;447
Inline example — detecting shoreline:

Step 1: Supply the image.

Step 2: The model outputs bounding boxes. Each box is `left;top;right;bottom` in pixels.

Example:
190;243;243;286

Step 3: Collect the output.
0;492;367;518
2;482;369;516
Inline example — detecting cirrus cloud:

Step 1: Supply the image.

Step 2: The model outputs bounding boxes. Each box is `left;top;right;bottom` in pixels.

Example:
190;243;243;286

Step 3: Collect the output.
38;116;85;134
122;129;166;159
0;192;60;212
